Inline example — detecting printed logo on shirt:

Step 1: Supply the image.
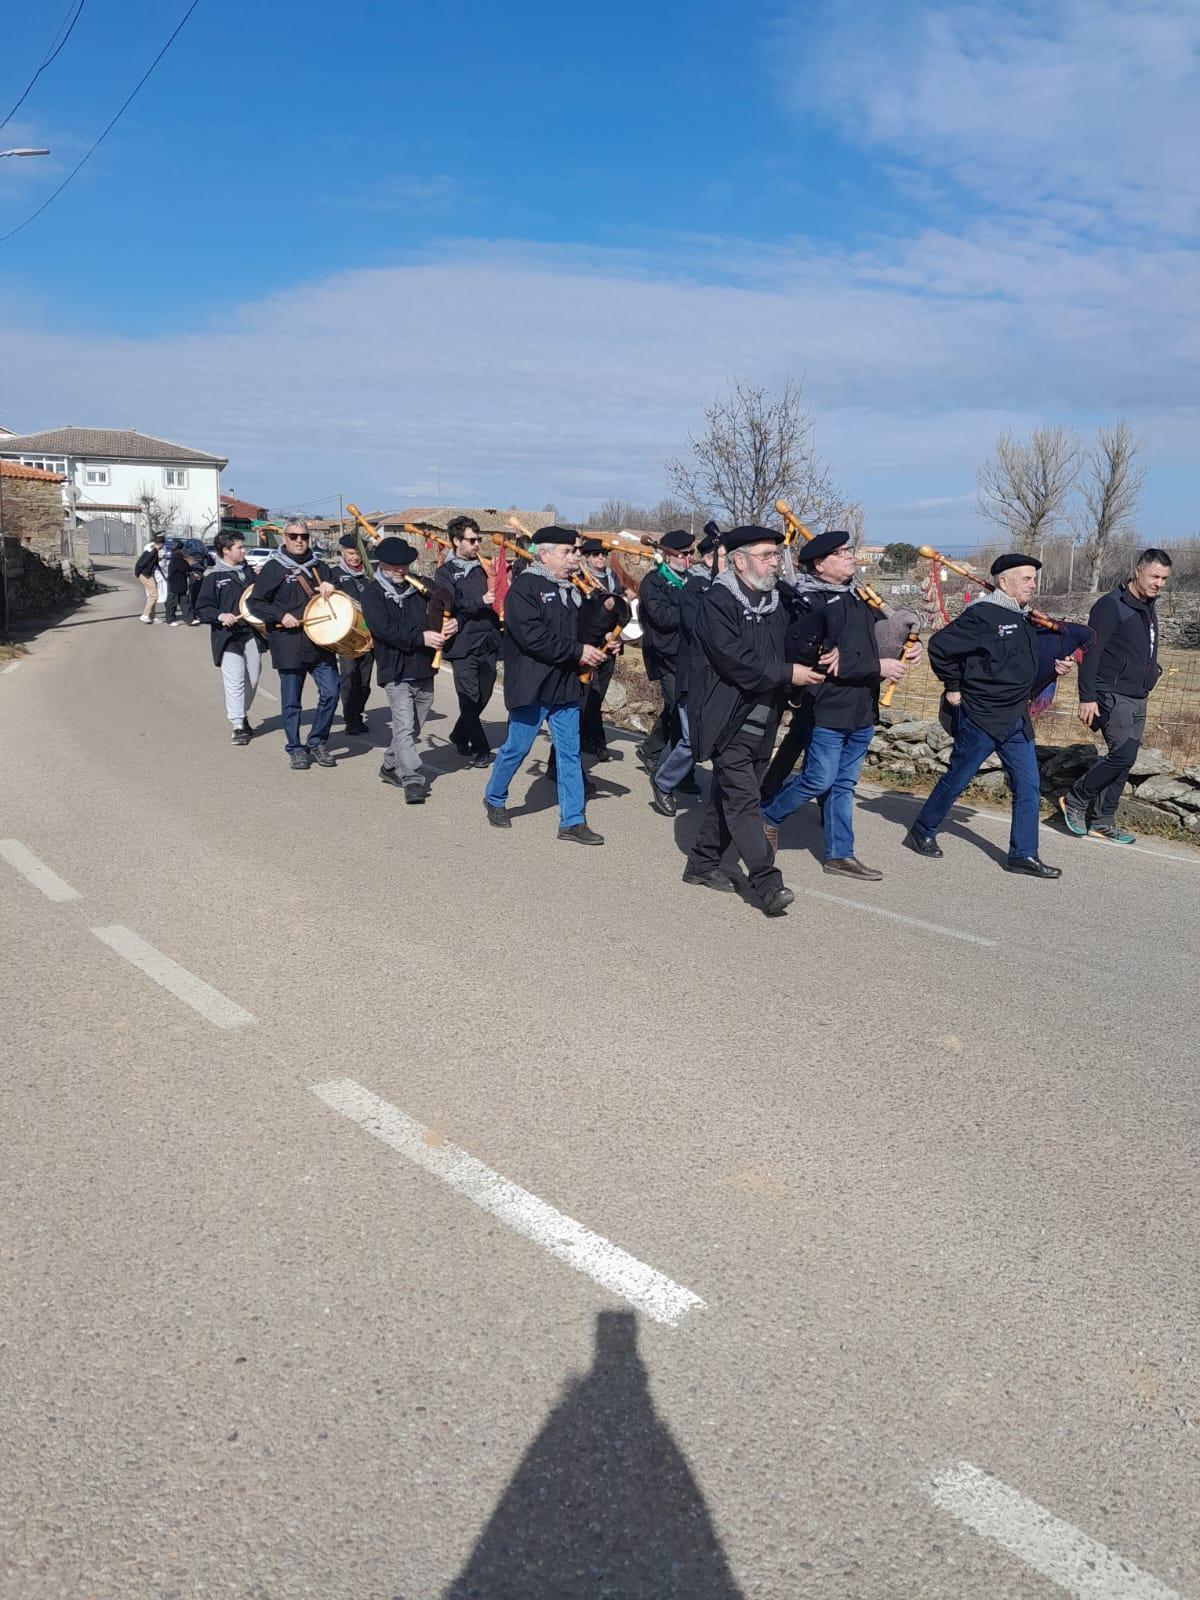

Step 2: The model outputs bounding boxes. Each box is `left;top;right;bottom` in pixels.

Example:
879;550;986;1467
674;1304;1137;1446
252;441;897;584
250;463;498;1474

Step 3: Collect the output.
997;623;1018;636
540;593;557;604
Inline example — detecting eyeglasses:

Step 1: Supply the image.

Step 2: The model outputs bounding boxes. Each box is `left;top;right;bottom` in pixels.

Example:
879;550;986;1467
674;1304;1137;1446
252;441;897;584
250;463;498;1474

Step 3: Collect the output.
747;550;782;563
461;536;481;545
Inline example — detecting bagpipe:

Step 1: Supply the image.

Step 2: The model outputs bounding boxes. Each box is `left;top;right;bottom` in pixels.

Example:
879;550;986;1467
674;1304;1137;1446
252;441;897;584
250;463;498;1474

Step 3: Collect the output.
774;500;922;708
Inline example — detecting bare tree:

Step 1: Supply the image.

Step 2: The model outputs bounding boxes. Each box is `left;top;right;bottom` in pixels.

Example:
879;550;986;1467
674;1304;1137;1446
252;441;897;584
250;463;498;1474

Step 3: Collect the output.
136;482;182;540
976;426;1081;553
838;499;867;544
1072;421;1145;591
666;380;843;529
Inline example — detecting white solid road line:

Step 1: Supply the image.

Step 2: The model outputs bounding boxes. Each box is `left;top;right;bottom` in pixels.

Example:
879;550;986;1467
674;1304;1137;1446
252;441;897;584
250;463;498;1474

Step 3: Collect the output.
0;839;81;902
803;887;997;947
2;660;22;674
928;1461;1182;1600
256;686;279;701
91;925;256;1029
312;1077;705;1327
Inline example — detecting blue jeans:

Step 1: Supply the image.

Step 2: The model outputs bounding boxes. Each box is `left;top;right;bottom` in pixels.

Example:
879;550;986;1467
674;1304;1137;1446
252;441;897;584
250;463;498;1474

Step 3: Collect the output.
484;701;586;827
278;660;340;755
653;705;695;793
914;712;1041;859
763;724;874;860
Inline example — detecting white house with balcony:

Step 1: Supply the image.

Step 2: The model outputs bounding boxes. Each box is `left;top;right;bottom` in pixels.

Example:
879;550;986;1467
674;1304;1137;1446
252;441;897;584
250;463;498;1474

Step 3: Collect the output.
0;427;227;552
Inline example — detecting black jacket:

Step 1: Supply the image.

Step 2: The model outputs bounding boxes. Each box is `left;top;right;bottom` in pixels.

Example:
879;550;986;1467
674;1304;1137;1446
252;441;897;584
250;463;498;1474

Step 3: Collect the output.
195;562;263;665
927;600;1039;740
1077;584;1162;701
688;580;791;762
332;563;370;606
166;550;191;596
433;558;501;661
785;586;881;731
134;545;162;578
638;566;685;681
675;563;714;698
578;568;632;649
500;568;585;709
250;555;338;672
359;576;436;687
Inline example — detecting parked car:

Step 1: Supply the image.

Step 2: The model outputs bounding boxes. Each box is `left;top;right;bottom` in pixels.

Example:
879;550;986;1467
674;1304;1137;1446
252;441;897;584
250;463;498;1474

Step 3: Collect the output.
244;544;276;571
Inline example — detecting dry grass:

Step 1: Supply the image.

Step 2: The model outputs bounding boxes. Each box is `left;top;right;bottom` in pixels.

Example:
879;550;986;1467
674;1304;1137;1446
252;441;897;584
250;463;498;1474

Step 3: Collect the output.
0;642;28;662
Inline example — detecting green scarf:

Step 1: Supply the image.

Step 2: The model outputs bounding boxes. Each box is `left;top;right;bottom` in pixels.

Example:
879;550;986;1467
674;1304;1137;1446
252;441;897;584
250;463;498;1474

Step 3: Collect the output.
657;560;686;589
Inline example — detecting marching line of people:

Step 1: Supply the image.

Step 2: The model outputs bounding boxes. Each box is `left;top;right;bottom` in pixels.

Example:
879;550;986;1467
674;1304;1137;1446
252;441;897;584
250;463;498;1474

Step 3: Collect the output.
181;515;1174;917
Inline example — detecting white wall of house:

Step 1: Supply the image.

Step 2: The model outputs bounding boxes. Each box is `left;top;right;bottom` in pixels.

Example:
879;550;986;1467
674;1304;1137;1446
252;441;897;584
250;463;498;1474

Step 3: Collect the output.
72;458;222;536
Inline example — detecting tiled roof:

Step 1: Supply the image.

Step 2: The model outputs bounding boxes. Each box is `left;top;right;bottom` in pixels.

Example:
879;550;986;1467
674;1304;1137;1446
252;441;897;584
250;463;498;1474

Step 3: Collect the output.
220;494;269;520
376;506;550;535
0;460;64;482
0;427;227;466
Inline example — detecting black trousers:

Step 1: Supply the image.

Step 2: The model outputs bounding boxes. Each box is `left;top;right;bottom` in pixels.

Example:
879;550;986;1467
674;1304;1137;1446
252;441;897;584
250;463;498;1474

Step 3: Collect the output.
581;658;615;754
687;721;783;899
1068;692;1147;824
165;591;186;623
338;650;374;727
449;653;497;756
761;698;815;804
640;668;680;762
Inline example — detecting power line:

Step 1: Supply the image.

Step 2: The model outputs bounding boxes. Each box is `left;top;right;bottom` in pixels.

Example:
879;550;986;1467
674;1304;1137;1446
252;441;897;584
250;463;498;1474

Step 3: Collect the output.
0;0;89;135
0;0;201;248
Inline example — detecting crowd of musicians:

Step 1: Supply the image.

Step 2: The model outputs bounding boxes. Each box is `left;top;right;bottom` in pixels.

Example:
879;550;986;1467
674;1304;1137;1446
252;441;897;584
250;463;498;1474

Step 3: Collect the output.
188;513;1173;917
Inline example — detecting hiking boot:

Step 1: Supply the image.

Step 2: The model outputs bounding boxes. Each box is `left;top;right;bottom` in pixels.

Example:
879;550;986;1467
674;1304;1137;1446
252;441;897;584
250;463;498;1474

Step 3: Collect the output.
682;866;736;893
558;823;604;846
761;885;795;918
823;856;883;881
308;744;337;767
904;825;942;858
289;749;312;771
485;803;511;829
1089;822;1136;844
1004;855;1063;879
1058;792;1088;836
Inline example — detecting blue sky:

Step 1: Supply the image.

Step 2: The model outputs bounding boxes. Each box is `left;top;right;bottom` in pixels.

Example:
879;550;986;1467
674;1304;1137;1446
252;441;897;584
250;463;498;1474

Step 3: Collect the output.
1;0;1196;544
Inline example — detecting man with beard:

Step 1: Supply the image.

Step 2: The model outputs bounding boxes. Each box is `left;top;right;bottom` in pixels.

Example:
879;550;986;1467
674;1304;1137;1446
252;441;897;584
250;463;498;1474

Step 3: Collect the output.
649;526;720;817
433;515;501;767
683;526;830;916
331;532;374;735
195;531;265;746
249;518;341;770
636;529;693;774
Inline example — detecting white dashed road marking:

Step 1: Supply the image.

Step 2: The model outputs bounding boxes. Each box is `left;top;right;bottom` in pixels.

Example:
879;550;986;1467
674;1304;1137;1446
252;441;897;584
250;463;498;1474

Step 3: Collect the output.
312;1077;705;1327
802;887;997;947
91;925;255;1029
0;839;81;902
928;1461;1182;1600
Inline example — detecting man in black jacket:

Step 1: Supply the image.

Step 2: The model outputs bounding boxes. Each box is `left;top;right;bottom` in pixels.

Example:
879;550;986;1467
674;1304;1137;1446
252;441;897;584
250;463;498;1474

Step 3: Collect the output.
1059;548;1171;844
134;532;165;622
649;528;719;816
434;515;501;766
332;532;374;735
684;526;828;916
195;531;264;746
164;543;191;626
577;538;632;759
762;531;915;879
908;554;1074;876
250;518;341;770
636;529;693;773
483;526;612;844
360;537;455;803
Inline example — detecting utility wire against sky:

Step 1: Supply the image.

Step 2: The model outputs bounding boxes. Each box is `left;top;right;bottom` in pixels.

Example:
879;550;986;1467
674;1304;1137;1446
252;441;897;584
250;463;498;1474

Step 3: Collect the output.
0;0;88;135
0;0;201;248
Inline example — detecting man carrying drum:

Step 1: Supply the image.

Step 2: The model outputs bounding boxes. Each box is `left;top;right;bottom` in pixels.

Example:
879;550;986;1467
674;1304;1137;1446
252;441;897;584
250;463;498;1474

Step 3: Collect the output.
195;531;265;747
249;517;341;771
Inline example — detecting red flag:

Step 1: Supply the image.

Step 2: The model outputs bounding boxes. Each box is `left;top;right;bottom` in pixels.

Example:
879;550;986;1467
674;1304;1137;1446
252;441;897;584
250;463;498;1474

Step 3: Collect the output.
492;543;511;619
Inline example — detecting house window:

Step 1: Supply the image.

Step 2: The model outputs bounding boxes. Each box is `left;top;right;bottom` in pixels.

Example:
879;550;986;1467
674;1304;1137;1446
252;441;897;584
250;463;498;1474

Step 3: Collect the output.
163;468;189;489
20;456;67;475
84;467;111;486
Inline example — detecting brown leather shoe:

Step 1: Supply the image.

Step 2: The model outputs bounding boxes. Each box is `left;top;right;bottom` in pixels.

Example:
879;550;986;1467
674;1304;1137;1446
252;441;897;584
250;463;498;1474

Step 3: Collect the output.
763;820;779;852
823;856;883;881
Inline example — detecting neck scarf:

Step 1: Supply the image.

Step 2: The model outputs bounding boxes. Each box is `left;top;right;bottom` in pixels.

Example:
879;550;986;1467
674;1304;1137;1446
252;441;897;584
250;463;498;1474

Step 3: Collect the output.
968;587;1026;616
374;569;412;604
337;559;365;582
529;559;582;607
445;553;478;578
714;565;780;616
214;558;245;576
273;545;318;579
657;560;686;589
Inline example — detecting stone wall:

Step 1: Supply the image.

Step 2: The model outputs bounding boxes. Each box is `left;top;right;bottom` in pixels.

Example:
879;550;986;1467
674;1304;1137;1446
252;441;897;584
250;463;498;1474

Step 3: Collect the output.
1;475;64;563
3;539;98;621
865;711;1200;835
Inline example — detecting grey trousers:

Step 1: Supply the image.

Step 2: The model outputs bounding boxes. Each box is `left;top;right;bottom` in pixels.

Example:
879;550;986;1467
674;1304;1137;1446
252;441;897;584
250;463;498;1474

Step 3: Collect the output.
219;644;263;724
382;680;434;782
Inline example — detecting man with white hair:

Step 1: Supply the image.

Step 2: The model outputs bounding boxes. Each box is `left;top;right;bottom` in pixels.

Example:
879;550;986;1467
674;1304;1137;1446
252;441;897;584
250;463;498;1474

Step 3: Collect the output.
249;518;341;770
683;525;831;917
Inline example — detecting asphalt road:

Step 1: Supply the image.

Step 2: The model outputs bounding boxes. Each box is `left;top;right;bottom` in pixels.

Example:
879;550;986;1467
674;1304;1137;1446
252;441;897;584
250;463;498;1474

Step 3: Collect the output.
2;560;1197;1600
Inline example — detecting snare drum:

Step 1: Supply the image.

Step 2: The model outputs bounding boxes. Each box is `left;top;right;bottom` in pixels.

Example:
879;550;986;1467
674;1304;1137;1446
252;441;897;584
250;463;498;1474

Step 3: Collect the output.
302;589;373;659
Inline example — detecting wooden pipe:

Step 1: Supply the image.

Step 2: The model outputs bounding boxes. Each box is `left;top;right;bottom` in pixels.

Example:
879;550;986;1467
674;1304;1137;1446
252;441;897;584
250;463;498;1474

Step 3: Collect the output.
879;626;921;709
917;545;1065;632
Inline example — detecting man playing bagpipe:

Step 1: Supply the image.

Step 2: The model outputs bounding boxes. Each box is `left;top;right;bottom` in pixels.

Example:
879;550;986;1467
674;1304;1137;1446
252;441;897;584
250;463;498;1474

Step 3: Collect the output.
434;514;501;768
483;526;614;845
649;526;719;817
636;529;694;774
576;538;633;761
907;553;1075;876
332;532;374;736
760;531;917;879
360;537;457;804
683;526;829;917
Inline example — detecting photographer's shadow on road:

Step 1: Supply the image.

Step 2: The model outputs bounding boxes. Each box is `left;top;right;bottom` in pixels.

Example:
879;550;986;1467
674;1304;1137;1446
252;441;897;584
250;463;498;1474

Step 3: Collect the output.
442;1310;745;1599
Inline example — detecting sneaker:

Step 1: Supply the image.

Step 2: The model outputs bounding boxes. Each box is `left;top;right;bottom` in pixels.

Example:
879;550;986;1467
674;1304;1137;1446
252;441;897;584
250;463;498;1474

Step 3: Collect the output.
380;765;404;788
682;866;736;893
1089;823;1136;844
308;744;337;768
558;823;604;846
189;619;202;626
289;749;312;771
1057;792;1088;837
761;885;795;918
169;621;182;627
403;782;427;805
485;803;511;829
139;615;153;624
231;725;251;747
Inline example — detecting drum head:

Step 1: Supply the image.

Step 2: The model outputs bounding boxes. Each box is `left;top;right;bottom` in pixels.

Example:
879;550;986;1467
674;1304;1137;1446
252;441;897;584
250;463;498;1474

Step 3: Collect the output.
303;588;356;646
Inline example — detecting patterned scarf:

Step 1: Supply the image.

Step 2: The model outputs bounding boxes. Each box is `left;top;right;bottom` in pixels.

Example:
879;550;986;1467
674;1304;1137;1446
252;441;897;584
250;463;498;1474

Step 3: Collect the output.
444;554;478;579
374;569;413;604
272;545;320;580
966;587;1026;616
714;565;780;617
529;560;582;608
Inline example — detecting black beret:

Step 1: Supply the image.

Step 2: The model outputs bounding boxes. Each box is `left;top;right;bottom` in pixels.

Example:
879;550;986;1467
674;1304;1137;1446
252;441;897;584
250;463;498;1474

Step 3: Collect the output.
532;525;578;546
578;537;606;556
795;529;851;565
723;524;785;552
338;532;359;549
697;532;719;556
702;520;721;539
990;552;1042;576
374;536;418;566
659;529;695;553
